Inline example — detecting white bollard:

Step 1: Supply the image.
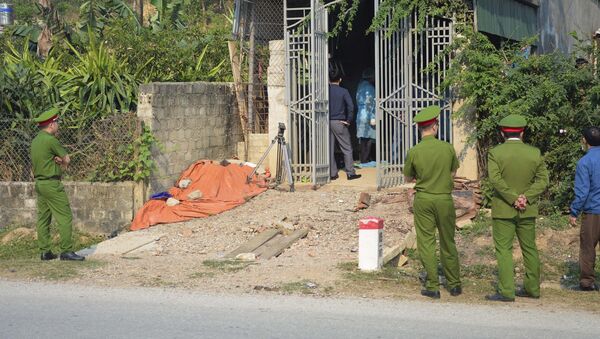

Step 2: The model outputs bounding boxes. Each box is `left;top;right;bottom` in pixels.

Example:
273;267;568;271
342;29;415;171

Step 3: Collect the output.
358;217;383;271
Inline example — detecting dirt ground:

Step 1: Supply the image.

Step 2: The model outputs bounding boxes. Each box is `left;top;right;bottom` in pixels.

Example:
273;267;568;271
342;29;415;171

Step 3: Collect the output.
75;185;413;290
2;185;600;312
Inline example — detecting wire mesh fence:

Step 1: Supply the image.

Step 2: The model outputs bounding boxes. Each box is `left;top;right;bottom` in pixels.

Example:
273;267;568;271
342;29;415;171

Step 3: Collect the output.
0;112;141;182
234;0;284;134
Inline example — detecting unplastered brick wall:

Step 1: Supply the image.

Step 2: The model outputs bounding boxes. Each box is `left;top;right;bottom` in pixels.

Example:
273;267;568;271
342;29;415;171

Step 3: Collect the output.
138;82;244;193
0;181;136;234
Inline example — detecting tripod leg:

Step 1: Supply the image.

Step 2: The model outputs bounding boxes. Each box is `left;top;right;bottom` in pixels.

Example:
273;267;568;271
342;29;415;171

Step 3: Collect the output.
281;140;295;192
247;139;277;183
275;138;283;185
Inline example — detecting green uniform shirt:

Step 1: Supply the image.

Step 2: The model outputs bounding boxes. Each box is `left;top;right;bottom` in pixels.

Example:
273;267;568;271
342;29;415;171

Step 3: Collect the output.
30;131;68;180
488;140;549;219
404;135;459;194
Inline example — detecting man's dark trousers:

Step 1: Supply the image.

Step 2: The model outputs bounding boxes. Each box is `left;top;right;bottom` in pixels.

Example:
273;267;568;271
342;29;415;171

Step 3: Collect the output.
330;120;356;177
580;214;600;288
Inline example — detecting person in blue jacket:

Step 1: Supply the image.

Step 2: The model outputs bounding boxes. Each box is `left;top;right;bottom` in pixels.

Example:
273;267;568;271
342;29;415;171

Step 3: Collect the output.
570;126;600;291
356;68;376;164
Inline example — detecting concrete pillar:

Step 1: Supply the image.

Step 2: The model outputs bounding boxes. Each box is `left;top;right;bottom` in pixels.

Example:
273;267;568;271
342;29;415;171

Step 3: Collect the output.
267;40;288;175
452;100;478;180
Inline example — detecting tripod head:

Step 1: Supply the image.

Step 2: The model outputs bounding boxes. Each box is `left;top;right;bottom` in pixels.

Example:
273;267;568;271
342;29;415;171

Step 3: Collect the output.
277;123;286;138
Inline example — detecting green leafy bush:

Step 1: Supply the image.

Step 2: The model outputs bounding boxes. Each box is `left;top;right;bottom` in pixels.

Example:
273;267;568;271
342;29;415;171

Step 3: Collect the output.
102;18;230;83
91;124;157;182
1;1;232;182
446;31;600;212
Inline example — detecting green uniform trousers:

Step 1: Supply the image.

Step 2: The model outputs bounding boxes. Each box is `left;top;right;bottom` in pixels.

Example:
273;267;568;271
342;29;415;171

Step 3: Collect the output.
413;193;461;291
492;217;540;299
35;179;74;253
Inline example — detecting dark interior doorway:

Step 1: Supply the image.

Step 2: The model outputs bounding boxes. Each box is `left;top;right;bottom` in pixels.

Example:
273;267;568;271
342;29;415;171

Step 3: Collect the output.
328;0;375;163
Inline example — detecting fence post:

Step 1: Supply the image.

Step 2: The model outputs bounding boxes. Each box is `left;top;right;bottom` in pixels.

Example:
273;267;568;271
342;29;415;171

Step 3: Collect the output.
132;118;147;216
228;40;249;160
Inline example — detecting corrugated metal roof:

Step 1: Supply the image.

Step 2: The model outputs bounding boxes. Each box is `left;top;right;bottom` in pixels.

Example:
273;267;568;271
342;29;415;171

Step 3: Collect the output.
477;0;538;41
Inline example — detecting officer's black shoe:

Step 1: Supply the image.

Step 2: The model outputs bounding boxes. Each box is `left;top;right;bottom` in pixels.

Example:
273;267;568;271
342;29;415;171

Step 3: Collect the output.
330;174;339;180
485;293;514;302
40;252;57;261
60;252;85;261
421;290;441;299
347;174;362;180
579;284;599;291
449;287;462;296
515;288;540;299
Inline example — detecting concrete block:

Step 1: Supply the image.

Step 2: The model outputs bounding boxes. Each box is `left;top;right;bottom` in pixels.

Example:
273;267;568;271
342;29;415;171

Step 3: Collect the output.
24;199;36;209
165;130;176;141
93;210;107;220
196;106;207;117
192;82;208;94
179;96;190;107
139;83;157;94
89;231;165;256
212;135;226;147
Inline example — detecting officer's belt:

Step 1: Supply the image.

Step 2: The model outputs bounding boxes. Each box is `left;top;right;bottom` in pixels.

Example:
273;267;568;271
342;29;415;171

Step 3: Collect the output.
415;191;452;199
35;176;62;181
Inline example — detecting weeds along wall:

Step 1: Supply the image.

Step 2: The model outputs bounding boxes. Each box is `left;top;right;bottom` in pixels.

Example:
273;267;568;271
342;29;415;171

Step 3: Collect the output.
137;82;244;194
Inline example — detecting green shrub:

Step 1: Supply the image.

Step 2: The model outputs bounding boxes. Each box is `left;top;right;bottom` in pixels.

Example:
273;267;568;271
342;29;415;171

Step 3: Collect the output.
446;31;600;212
102;18;230;83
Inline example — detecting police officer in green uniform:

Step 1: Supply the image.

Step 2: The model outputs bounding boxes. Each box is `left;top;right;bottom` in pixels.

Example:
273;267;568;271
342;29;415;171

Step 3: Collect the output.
31;108;85;261
404;105;461;299
485;114;548;302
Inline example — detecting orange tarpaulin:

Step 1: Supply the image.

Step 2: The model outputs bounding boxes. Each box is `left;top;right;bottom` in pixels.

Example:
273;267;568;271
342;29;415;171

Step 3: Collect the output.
130;160;268;231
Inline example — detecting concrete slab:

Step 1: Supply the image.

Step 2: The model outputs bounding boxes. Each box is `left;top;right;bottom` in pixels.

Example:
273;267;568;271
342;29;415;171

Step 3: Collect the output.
327;168;378;190
280;167;414;192
81;231;165;257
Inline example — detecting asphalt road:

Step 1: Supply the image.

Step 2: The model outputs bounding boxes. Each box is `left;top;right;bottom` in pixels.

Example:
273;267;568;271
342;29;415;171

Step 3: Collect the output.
1;280;598;339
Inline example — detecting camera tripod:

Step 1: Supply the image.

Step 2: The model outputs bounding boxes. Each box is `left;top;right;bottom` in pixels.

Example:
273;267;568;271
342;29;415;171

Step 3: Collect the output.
247;123;295;192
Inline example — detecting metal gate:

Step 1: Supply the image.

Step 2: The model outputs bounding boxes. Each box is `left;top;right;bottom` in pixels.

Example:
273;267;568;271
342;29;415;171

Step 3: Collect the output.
375;8;454;188
285;0;329;185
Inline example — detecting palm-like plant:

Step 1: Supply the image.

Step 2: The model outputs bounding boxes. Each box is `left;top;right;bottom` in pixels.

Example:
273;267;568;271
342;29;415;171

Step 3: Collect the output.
79;0;140;36
149;0;191;31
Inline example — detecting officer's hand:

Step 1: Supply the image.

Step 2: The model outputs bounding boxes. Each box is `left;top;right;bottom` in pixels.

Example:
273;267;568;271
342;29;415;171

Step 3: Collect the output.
569;216;578;227
513;200;521;210
53;156;63;164
517;195;527;210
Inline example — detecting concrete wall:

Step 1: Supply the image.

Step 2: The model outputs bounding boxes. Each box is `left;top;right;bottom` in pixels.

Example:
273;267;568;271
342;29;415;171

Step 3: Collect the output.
0;181;136;234
137;82;244;193
237;134;270;166
452;101;479;180
267;40;289;176
538;0;600;54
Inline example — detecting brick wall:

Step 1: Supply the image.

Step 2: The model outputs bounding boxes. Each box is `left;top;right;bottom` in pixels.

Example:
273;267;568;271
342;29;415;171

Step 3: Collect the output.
137;82;244;193
0;181;136;234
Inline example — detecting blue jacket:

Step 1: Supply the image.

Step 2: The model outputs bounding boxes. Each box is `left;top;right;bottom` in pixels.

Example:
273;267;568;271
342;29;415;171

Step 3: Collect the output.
570;147;600;216
328;84;354;123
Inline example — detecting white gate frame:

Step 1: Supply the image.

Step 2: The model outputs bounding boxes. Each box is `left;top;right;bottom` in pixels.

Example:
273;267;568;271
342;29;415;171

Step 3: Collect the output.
284;0;329;186
375;7;454;189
